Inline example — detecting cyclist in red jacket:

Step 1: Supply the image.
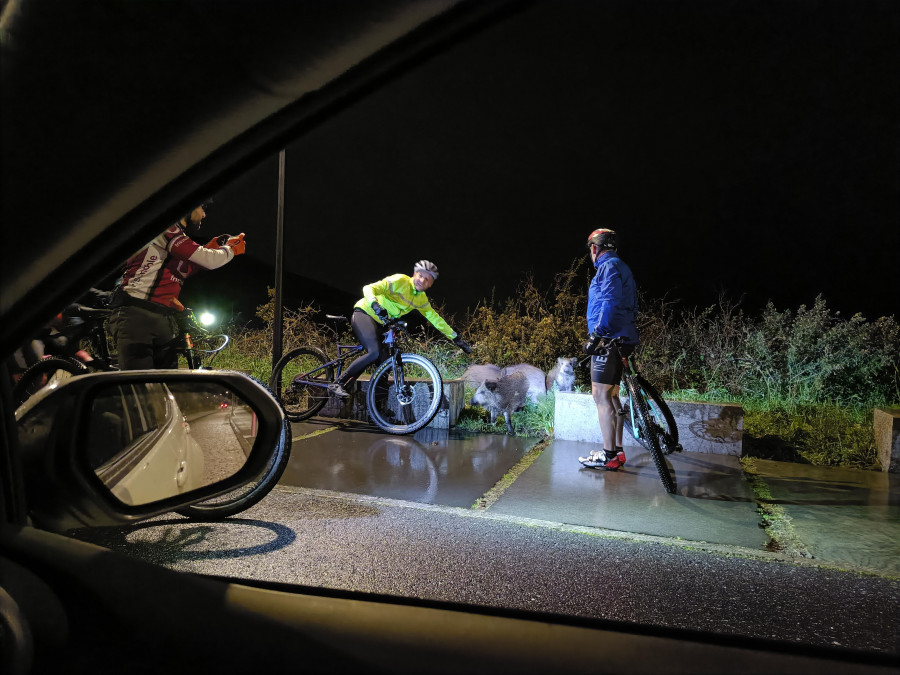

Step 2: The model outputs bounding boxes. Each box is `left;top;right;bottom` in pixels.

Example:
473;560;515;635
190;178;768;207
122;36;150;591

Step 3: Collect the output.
109;202;245;369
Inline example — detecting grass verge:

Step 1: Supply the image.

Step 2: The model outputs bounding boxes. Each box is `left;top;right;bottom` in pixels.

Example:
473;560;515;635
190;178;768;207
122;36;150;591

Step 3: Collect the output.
740;457;812;558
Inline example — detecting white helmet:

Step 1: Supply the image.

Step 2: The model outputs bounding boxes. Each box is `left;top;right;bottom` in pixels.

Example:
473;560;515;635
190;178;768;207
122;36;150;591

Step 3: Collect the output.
414;260;439;280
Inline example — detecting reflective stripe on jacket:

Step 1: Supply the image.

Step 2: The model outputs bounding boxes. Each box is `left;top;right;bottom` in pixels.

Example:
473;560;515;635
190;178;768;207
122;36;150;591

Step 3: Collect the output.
586;251;639;345
354;273;457;339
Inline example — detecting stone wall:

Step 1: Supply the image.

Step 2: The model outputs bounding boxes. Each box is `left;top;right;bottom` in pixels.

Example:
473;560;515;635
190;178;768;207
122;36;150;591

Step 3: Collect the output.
874;407;900;473
553;392;743;456
319;377;465;430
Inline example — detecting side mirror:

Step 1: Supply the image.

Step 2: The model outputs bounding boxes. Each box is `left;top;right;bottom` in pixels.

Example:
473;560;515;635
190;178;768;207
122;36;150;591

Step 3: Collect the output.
15;370;288;531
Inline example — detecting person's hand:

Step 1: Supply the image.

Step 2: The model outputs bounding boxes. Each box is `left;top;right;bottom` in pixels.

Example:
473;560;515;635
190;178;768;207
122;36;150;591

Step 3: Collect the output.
226;233;246;256
206;234;233;249
452;336;473;354
583;333;603;356
371;302;390;323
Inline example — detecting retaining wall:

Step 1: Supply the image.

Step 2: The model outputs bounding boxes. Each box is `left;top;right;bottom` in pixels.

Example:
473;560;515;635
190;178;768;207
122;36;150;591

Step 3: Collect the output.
874;407;900;473
553;391;743;456
319;377;465;429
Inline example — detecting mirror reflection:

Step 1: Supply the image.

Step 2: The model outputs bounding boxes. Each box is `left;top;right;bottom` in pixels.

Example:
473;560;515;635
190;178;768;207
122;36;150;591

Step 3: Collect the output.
87;381;257;505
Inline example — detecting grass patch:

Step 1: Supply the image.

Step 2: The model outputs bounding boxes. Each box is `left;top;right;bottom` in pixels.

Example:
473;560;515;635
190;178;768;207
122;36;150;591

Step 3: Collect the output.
741;458;811;558
456;389;556;438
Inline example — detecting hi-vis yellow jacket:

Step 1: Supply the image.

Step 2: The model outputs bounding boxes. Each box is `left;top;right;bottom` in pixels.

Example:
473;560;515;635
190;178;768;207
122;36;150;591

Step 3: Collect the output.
354;273;457;339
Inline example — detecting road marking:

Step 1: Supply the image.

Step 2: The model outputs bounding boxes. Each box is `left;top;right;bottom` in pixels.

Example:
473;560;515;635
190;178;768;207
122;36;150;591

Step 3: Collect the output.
292;426;341;442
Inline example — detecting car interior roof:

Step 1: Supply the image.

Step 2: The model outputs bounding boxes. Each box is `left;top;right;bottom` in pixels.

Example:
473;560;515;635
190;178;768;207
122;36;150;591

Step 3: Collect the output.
0;0;524;356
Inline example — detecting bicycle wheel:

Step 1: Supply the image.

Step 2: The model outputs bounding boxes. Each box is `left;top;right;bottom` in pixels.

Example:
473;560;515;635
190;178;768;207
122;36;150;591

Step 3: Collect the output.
633;374;681;455
13;357;89;407
624;376;676;494
176;417;292;520
269;346;333;421
366;353;443;435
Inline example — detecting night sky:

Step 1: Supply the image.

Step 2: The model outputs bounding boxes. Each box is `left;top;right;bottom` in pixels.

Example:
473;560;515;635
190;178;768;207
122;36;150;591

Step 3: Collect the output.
187;0;899;326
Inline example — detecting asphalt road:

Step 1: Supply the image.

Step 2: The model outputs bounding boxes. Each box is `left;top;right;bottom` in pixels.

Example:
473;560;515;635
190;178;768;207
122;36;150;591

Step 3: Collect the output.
72;484;900;656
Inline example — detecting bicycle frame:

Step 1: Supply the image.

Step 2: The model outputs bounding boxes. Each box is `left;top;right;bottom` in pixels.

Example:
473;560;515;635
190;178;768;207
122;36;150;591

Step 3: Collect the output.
615;349;645;444
288;317;414;391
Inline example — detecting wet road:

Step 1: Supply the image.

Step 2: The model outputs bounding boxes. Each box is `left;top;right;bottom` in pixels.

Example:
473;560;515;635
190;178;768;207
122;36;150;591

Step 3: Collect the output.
70;417;900;656
187;409;248;485
280;418;537;507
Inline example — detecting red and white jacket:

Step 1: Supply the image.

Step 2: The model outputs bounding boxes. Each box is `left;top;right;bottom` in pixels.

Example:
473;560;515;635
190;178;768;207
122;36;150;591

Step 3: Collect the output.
119;225;235;309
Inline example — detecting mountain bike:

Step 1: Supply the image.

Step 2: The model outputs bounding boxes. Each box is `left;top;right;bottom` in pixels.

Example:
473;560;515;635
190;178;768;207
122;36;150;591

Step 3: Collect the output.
269;314;444;435
593;336;682;494
13;299;230;406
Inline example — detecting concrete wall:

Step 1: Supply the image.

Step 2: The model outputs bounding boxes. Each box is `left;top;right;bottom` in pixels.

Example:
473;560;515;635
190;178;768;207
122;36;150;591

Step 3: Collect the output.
874;407;900;473
319;377;465;430
553;392;743;456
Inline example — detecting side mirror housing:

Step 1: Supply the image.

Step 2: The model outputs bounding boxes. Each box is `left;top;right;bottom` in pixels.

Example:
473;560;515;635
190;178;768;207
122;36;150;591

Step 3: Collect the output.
15;370;287;531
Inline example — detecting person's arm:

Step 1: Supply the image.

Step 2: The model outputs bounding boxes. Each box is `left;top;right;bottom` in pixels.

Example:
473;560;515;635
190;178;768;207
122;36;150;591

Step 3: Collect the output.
168;229;243;270
593;266;623;337
361;276;396;322
416;298;472;353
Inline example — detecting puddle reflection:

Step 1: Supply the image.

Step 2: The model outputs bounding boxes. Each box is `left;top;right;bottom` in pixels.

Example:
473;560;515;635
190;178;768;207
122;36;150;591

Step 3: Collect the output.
282;423;534;507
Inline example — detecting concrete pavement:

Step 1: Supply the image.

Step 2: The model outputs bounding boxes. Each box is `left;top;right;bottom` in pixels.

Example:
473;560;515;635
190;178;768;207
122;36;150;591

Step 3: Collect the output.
283;419;900;577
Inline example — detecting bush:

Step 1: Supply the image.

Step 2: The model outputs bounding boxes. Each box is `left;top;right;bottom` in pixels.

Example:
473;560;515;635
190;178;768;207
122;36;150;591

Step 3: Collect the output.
457;260;590;374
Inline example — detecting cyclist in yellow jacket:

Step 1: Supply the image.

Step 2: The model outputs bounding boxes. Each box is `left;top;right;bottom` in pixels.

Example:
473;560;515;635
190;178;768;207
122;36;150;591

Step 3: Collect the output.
328;260;472;398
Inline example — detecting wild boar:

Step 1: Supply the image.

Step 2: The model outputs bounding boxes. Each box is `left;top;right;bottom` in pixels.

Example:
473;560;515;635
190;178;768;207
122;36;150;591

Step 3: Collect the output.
546;357;578;392
498;363;546;402
461;363;501;388
470;371;529;434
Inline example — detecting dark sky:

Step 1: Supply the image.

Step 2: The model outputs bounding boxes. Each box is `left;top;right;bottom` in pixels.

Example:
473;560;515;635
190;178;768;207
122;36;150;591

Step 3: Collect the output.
195;0;899;326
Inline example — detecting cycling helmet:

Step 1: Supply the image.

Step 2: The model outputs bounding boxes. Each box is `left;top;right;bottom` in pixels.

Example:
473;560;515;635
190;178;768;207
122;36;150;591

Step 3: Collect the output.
586;228;617;251
413;260;439;280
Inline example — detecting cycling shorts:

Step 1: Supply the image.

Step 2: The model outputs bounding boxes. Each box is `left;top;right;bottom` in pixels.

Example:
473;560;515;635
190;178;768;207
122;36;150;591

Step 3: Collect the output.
590;342;635;386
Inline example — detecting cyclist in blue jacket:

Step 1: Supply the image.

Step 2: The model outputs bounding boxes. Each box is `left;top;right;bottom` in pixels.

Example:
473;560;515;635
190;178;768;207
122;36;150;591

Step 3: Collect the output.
578;228;640;470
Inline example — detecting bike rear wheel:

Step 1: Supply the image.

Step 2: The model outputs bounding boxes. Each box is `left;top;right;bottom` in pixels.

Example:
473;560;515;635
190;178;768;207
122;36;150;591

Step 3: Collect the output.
624;376;677;494
269;346;333;421
13;357;90;407
366;353;442;435
176;417;292;520
632;374;681;455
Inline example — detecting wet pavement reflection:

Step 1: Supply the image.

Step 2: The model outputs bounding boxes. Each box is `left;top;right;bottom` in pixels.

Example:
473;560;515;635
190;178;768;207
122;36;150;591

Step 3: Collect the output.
279;418;900;575
281;418;538;508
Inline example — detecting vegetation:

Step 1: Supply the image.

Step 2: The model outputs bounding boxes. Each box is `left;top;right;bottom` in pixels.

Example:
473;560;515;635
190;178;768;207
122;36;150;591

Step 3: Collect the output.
209;263;899;469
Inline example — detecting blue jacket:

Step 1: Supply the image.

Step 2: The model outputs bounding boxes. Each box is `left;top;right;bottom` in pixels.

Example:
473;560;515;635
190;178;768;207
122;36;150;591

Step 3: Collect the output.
586;251;639;345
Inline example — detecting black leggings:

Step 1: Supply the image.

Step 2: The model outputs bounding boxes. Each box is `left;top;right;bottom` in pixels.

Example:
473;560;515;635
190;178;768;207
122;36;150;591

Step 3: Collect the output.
340;309;388;384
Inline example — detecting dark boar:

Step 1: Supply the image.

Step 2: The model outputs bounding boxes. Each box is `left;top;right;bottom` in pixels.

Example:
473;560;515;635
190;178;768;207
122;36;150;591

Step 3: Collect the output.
470;371;529;434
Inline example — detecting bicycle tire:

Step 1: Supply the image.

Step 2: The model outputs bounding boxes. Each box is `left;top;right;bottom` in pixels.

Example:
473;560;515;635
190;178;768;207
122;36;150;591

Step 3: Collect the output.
176;417;292;520
13;357;90;406
366;353;443;435
269;346;333;421
625;376;677;494
633;374;681;455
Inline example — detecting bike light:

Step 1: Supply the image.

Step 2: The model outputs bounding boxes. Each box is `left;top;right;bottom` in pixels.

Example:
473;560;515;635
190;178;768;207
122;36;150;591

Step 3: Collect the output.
199;311;216;327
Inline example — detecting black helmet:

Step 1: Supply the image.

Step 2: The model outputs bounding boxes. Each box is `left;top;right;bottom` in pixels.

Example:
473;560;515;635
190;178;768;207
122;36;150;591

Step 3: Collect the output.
413;260;439;280
586;228;617;251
